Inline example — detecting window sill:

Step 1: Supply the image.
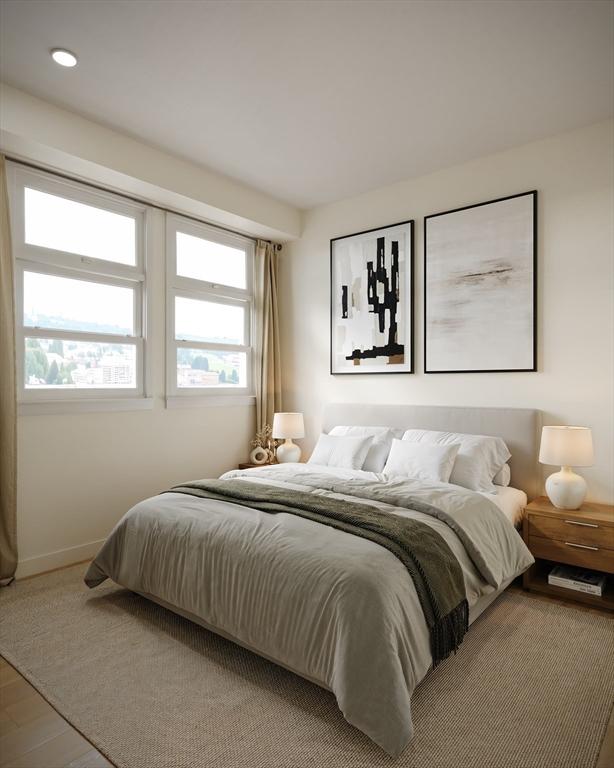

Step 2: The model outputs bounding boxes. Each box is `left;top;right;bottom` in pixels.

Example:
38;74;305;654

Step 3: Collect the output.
18;397;155;416
166;395;256;409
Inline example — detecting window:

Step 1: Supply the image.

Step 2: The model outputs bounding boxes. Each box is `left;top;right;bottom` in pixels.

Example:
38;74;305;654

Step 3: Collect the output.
166;215;254;400
24;187;136;265
8;164;148;402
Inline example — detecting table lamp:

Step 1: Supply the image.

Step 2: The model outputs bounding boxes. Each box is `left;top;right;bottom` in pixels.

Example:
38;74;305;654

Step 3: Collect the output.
272;412;305;463
539;426;594;510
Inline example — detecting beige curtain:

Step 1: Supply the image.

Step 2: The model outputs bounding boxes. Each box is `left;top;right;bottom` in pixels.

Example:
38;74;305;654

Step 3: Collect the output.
0;155;17;584
255;240;282;431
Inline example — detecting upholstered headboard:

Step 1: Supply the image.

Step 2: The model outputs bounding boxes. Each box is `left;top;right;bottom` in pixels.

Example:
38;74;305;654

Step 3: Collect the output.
322;403;542;500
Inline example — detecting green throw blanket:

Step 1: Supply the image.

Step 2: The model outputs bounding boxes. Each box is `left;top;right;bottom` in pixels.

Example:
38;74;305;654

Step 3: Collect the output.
166;479;469;666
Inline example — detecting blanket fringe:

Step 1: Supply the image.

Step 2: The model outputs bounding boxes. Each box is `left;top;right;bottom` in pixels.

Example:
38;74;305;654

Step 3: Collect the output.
431;598;469;667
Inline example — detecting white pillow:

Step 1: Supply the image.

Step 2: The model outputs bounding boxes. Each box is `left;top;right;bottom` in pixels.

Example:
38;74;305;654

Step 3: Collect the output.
493;463;511;487
401;429;511;493
328;426;399;472
383;439;460;483
308;433;374;470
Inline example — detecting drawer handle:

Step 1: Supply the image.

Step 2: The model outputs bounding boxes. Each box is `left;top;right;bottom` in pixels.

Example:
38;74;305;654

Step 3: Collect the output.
564;541;598;551
564;520;598;528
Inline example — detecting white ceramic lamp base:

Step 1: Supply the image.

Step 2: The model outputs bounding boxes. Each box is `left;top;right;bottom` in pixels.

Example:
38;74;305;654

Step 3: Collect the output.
545;466;587;510
276;438;301;464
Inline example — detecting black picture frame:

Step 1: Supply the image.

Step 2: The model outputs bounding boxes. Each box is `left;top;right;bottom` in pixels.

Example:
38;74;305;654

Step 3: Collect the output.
330;220;414;375
424;191;537;374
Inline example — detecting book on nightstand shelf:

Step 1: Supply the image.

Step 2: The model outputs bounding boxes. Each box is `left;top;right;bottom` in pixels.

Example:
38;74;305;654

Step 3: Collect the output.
548;565;607;596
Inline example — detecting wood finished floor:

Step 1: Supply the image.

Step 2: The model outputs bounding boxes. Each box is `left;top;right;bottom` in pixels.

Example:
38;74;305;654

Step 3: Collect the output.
1;583;613;768
0;657;113;768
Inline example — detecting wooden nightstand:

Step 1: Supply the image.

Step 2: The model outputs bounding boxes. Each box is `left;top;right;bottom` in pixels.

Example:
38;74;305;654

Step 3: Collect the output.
522;496;614;611
238;462;276;470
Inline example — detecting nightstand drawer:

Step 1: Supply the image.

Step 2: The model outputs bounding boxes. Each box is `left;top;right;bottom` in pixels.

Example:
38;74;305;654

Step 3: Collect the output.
530;535;614;574
528;514;614;550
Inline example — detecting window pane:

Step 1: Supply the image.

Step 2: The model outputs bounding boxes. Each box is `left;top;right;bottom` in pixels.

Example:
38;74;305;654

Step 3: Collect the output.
24;272;134;335
175;297;244;345
177;348;247;388
25;338;137;389
25;188;136;265
176;232;246;289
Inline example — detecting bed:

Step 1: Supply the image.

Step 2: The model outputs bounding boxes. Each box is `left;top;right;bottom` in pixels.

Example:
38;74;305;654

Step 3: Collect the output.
85;403;539;757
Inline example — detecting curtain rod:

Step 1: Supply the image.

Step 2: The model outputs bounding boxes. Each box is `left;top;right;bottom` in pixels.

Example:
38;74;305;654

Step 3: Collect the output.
5;156;283;250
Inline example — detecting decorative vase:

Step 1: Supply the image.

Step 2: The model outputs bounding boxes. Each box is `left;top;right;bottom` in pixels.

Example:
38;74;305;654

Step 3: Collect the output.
249;446;269;465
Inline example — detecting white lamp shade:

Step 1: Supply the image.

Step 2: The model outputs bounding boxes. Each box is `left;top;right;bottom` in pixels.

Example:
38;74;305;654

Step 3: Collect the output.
539;426;594;467
272;412;305;439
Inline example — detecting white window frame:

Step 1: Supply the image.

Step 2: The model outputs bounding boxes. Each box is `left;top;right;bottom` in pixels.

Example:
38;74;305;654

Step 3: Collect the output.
166;213;255;405
7;163;151;406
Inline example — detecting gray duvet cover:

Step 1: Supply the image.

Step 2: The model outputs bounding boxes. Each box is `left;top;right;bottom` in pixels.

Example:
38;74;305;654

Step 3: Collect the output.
85;464;534;756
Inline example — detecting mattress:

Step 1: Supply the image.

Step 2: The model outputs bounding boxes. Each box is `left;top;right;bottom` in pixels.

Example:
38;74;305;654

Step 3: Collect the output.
485;486;528;527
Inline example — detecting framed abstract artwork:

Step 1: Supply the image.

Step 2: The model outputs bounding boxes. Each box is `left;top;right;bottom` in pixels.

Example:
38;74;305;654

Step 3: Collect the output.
424;191;537;373
330;220;414;374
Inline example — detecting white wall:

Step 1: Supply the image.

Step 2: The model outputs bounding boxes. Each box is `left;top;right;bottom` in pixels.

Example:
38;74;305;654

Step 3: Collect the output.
1;86;304;578
0;83;301;242
15;210;256;577
280;120;614;504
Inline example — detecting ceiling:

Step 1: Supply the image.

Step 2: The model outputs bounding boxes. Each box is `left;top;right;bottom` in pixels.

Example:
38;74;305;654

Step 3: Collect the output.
0;0;612;210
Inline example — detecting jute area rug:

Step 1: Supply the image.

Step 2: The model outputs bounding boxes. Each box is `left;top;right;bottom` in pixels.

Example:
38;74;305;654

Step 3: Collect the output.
0;565;612;768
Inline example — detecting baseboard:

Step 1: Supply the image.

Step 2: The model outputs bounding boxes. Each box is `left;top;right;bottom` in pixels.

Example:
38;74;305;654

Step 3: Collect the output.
15;539;104;579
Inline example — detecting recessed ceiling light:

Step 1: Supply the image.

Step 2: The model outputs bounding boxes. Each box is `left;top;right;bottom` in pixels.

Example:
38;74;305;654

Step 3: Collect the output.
51;48;77;67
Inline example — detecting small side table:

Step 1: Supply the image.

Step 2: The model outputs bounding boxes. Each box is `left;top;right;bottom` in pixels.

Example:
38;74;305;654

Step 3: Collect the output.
522;496;614;611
